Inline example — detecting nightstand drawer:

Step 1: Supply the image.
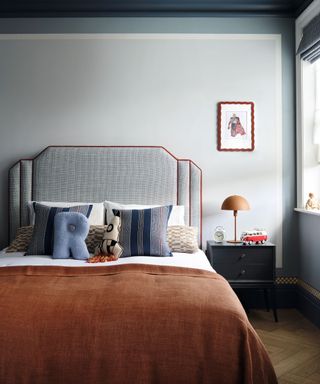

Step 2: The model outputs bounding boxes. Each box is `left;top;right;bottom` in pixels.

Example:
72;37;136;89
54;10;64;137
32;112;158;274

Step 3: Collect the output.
211;248;272;264
206;244;275;281
213;261;273;281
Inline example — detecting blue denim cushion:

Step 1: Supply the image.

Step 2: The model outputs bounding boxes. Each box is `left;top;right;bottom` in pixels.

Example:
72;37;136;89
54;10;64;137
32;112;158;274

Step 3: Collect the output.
53;212;90;260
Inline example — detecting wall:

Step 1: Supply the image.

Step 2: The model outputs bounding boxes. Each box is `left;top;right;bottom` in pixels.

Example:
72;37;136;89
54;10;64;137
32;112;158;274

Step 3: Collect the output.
0;18;296;276
295;211;320;327
296;212;320;291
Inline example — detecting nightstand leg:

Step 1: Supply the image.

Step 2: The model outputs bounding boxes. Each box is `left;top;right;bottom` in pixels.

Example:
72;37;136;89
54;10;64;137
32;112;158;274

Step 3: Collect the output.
271;287;278;322
235;289;249;313
263;289;270;312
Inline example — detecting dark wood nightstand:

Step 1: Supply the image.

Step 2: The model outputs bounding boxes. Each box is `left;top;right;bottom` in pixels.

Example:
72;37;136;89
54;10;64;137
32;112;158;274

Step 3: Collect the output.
206;241;278;322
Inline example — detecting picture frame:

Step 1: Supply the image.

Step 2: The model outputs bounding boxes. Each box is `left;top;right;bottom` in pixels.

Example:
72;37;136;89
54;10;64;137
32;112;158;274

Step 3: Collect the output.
217;101;255;152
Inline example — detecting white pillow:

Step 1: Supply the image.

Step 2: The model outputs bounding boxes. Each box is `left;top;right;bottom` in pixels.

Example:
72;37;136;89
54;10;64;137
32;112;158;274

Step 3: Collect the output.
104;200;185;226
28;201;105;226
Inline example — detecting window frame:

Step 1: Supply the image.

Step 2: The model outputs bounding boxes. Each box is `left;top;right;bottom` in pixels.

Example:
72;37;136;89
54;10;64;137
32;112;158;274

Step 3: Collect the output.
296;0;320;211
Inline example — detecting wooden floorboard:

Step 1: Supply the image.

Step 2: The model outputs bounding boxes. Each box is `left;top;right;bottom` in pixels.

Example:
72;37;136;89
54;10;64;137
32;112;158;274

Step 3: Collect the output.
249;309;320;384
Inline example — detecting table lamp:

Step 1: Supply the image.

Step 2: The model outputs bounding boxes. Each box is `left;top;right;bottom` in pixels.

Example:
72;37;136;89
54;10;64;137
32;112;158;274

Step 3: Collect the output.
221;195;250;243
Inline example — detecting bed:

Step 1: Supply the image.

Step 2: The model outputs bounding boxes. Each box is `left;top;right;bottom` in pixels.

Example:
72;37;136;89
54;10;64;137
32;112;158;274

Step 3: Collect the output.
0;146;277;384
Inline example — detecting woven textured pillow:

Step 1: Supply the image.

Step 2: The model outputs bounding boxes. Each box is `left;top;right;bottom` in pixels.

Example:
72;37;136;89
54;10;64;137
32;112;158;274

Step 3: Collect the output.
6;225;107;254
117;205;172;257
6;226;33;253
167;226;199;253
26;203;93;255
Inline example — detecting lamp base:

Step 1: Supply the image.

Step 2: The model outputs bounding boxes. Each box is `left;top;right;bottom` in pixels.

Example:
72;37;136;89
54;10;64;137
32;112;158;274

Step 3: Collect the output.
227;240;243;244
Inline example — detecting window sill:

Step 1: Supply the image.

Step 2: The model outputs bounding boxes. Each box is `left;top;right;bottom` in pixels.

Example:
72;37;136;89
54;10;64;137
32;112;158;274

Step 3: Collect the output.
294;208;320;216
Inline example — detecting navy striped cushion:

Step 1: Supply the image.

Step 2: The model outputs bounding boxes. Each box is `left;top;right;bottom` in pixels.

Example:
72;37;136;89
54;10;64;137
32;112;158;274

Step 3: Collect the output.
26;203;93;255
115;205;172;257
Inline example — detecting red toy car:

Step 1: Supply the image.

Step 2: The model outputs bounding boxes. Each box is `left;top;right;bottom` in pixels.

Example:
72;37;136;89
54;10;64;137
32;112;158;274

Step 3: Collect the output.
240;230;268;245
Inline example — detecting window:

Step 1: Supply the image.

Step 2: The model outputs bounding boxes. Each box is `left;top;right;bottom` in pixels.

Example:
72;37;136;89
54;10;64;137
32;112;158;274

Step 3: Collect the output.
296;5;320;211
297;58;320;210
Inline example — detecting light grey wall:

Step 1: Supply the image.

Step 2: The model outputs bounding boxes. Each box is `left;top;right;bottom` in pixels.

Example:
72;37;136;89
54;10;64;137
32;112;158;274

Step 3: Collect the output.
0;17;296;276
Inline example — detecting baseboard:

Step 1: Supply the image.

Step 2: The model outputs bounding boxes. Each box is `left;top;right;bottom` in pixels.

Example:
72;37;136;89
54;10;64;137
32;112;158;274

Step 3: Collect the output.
235;278;320;329
296;285;320;328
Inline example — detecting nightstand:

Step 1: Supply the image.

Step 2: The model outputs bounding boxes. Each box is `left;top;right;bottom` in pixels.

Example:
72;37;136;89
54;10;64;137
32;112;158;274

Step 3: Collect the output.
206;241;278;322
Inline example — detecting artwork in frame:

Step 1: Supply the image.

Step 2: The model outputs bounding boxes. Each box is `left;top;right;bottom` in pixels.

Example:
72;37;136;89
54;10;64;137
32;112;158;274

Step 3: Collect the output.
217;102;255;152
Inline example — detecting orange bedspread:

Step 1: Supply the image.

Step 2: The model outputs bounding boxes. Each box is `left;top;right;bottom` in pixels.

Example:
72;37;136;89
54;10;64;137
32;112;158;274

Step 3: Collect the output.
0;264;277;384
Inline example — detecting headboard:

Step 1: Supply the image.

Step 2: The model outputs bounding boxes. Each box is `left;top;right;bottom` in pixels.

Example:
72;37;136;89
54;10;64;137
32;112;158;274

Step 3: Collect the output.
9;146;202;246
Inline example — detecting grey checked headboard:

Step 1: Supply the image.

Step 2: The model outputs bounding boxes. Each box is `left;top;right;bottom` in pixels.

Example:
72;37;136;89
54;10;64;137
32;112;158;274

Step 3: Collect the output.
9;146;202;246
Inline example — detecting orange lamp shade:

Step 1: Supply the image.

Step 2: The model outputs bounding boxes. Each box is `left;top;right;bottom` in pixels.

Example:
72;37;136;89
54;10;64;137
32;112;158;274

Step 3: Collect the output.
221;195;250;211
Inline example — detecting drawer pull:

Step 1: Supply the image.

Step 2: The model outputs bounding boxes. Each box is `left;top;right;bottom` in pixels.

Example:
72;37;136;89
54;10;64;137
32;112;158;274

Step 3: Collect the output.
240;270;246;276
240;253;246;259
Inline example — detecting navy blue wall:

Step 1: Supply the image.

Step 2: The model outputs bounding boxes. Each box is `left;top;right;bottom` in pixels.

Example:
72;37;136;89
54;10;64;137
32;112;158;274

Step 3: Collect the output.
296;212;320;291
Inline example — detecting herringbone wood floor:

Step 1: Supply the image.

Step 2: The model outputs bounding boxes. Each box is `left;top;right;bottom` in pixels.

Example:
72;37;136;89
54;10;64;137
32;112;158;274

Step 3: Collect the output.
249;309;320;384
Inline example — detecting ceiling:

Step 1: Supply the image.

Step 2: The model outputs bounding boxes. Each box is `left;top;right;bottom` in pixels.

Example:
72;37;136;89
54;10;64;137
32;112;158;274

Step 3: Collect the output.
0;0;313;18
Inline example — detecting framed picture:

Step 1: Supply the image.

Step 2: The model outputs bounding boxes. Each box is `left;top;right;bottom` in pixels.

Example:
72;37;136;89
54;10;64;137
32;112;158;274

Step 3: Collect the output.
217;101;255;151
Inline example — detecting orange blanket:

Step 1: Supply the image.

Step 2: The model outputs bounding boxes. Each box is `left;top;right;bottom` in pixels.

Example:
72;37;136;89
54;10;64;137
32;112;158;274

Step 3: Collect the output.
0;264;277;384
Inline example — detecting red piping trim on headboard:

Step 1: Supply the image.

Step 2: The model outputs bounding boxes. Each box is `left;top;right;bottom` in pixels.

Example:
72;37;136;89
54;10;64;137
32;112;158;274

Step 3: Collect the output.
32;145;181;161
190;162;193;229
176;161;179;206
19;161;22;229
7;168;11;242
31;159;34;201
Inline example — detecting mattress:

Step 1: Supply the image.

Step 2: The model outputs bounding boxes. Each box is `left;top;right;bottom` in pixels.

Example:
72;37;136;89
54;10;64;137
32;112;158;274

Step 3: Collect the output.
0;248;215;272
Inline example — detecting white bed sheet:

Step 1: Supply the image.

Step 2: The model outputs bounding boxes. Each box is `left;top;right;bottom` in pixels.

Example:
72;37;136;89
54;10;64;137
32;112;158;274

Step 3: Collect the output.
0;249;215;272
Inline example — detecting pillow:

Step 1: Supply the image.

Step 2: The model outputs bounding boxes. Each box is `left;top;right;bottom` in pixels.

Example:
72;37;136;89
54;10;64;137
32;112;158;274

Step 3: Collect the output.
26;203;93;255
167;226;199;253
104;201;184;226
85;225;108;254
88;210;123;263
117;205;172;257
6;225;107;254
28;201;104;225
53;212;90;260
6;226;33;253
